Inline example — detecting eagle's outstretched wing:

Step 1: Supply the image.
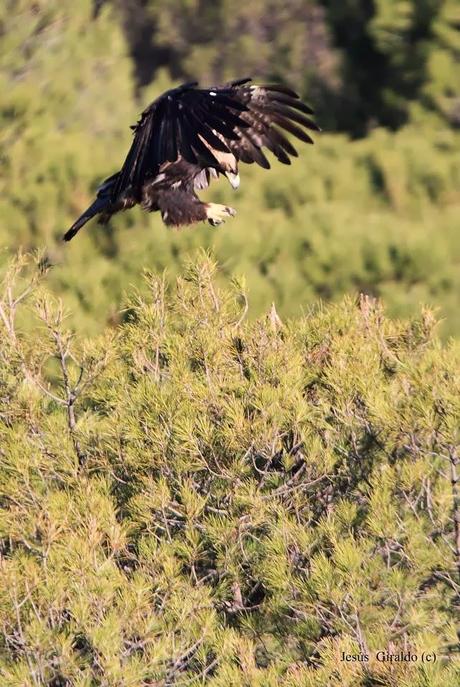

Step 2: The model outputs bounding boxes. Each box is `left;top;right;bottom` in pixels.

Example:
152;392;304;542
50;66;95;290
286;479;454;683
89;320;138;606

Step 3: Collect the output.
111;78;319;201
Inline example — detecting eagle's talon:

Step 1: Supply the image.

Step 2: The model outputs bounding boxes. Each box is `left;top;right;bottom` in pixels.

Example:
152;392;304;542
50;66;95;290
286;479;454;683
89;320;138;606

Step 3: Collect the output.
205;203;236;227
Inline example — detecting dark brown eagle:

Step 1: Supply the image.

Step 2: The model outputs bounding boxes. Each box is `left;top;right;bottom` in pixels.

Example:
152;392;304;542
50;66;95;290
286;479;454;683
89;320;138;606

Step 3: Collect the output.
64;78;319;241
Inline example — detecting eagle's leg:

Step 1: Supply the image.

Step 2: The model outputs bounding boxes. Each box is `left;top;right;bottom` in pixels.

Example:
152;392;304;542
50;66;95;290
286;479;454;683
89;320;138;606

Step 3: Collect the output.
205;203;237;227
155;189;236;227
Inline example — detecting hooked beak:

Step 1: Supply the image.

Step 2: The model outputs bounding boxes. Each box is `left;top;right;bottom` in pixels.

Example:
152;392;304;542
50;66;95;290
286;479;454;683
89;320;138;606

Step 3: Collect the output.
225;172;240;190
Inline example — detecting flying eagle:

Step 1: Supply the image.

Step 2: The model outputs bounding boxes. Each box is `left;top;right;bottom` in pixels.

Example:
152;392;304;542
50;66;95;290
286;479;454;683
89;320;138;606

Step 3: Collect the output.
64;78;319;241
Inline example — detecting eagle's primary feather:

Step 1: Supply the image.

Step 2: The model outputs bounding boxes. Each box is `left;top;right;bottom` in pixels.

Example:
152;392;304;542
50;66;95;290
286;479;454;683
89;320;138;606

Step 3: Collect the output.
64;78;320;241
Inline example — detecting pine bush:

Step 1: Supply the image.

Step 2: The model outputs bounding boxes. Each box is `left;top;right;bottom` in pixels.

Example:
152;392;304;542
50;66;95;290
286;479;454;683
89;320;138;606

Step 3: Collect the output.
0;254;458;686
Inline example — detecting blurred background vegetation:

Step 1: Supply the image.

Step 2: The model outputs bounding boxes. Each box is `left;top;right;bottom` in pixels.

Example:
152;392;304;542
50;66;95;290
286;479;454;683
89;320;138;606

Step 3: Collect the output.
1;0;459;336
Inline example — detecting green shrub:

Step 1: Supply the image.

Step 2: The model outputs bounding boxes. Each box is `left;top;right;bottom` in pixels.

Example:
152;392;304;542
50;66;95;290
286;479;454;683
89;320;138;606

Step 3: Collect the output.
0;254;458;686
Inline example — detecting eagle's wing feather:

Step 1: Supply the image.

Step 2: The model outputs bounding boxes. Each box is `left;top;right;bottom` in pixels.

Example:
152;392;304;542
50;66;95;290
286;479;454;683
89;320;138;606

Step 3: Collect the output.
224;83;319;167
181;112;221;167
235;127;271;169
193;106;245;140
183;108;232;153
112;104;157;198
112;79;319;200
112;84;249;200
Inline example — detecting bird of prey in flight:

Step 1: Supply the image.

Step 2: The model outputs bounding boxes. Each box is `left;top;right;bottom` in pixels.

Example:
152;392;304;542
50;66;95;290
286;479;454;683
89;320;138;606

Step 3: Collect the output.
64;78;319;241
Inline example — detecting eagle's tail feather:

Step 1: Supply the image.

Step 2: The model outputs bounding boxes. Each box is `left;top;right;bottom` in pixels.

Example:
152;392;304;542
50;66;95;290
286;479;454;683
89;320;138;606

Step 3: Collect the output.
63;196;109;242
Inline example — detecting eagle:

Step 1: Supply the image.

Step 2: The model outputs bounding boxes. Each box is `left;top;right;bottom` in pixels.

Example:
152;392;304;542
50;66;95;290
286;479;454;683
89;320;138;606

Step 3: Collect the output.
64;78;319;241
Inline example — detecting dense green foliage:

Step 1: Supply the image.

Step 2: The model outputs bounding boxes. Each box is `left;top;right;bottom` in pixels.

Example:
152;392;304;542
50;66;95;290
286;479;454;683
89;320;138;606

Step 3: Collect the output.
0;254;459;685
1;1;459;337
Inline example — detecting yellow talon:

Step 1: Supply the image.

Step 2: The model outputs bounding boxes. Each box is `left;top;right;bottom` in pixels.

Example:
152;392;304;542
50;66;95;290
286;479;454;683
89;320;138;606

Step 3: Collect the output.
205;203;236;226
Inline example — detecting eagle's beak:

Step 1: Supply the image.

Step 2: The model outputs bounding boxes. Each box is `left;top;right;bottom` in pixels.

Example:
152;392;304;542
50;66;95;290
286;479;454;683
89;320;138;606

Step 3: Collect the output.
225;172;240;190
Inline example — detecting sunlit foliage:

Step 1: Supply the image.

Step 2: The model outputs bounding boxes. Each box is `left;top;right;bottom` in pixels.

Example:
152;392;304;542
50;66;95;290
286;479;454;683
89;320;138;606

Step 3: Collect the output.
0;255;459;685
